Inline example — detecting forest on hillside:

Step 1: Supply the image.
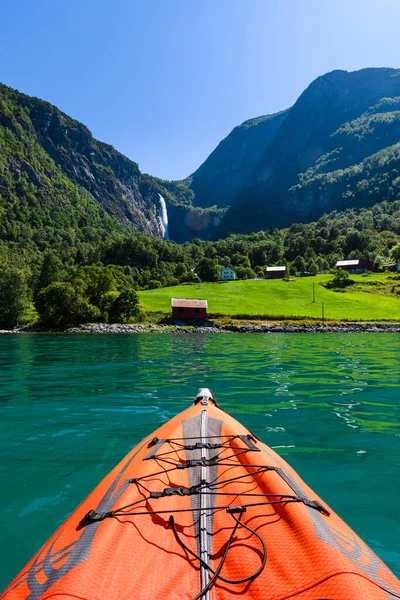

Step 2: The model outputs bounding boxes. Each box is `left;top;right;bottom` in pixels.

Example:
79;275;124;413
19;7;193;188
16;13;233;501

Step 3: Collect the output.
1;199;400;329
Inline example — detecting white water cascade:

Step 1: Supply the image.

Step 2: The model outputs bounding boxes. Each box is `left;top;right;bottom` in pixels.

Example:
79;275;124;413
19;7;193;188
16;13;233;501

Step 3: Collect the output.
158;193;169;240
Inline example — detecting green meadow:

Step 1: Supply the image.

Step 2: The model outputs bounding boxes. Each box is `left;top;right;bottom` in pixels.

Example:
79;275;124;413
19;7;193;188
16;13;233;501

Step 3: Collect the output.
138;274;400;321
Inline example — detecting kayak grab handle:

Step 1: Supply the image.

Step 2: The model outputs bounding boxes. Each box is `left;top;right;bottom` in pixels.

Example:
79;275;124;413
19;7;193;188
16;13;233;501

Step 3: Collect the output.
194;388;218;406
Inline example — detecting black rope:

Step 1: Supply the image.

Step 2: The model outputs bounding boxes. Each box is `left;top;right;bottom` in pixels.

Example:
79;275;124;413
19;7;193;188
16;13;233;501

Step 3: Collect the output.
192;512;243;600
80;438;329;524
169;506;267;600
94;498;300;519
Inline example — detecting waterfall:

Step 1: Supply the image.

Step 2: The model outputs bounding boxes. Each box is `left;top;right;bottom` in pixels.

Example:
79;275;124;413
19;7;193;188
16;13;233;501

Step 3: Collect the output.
158;194;169;240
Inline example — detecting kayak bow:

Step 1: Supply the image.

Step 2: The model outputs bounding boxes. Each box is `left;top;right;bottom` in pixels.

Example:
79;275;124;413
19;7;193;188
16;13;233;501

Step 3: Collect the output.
2;388;400;600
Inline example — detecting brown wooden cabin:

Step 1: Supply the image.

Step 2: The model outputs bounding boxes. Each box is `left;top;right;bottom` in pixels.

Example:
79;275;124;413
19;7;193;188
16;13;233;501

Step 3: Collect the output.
171;298;208;320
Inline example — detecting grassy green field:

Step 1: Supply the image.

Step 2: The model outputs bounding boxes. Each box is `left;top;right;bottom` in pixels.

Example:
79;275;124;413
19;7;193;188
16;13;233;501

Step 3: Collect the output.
138;274;400;321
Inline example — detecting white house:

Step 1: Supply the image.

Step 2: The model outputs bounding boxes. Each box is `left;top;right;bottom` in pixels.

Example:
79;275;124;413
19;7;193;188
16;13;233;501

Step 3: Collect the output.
221;267;236;281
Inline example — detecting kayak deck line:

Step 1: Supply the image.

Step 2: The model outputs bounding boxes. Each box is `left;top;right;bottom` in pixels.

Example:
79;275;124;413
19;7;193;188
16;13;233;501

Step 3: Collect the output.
80;460;330;521
3;388;400;600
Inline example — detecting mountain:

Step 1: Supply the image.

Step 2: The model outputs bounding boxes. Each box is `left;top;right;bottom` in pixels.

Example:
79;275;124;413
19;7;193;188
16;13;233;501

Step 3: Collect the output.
187;68;400;237
0;82;174;244
3;68;400;247
0;82;226;245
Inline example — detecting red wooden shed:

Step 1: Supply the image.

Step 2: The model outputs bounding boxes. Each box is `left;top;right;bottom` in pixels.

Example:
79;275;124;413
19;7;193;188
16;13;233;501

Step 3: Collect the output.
171;298;208;320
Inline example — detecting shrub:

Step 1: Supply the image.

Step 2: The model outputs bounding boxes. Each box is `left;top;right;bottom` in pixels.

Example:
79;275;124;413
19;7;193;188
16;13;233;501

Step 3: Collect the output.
108;288;140;323
165;277;179;287
235;267;256;280
325;269;355;289
147;279;162;289
308;261;318;275
36;282;100;327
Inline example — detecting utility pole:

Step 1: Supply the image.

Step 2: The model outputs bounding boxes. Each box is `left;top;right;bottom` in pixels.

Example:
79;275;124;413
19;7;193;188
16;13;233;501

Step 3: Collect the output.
192;264;201;289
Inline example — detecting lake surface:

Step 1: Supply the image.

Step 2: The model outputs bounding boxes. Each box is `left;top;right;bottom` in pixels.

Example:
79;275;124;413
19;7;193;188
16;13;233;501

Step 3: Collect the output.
0;333;399;589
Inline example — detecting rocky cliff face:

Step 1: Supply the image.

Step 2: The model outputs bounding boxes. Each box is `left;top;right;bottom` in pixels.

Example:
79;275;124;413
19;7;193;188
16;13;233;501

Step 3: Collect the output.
188;110;288;208
0;83;167;238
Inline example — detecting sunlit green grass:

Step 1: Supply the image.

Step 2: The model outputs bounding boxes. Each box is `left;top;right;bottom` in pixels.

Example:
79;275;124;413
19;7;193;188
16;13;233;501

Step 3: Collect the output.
138;274;400;321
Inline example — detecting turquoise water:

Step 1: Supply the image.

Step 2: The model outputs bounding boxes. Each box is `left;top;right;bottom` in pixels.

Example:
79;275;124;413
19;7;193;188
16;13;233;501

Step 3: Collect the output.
0;333;399;589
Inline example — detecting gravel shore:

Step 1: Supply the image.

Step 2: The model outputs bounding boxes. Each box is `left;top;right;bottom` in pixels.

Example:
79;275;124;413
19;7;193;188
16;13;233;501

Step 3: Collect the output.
223;323;400;333
1;322;400;334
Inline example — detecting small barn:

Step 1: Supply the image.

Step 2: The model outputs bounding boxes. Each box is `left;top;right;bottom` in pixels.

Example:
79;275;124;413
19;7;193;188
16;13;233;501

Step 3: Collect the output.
266;266;286;279
171;298;208;320
221;267;236;281
335;259;374;273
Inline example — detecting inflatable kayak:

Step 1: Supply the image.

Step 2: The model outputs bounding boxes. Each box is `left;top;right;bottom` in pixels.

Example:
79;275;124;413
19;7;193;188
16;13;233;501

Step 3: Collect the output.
2;389;400;600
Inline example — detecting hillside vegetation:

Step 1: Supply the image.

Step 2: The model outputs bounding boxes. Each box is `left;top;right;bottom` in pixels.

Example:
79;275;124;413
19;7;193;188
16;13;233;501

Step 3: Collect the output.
1;197;400;328
187;68;400;237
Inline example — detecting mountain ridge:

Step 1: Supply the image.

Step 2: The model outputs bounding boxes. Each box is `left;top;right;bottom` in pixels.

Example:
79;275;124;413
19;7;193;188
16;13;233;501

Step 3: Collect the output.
2;67;400;245
187;67;400;236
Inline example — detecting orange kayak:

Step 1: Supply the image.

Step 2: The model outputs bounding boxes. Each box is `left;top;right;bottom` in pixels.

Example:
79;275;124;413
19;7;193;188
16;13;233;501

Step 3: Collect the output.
2;389;400;600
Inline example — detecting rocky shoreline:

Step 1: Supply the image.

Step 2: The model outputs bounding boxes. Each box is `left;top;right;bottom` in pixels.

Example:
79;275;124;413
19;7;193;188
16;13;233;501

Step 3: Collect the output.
223;323;400;333
1;322;400;334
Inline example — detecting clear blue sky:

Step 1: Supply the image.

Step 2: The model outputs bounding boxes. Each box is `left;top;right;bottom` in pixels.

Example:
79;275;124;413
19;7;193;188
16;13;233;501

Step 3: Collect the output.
2;0;400;180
